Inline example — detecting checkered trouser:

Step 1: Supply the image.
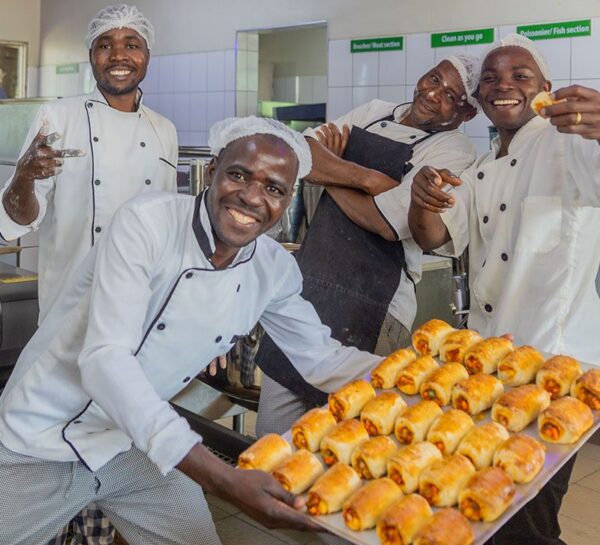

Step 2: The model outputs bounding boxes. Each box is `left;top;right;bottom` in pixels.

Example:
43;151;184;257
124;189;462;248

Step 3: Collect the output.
46;505;115;545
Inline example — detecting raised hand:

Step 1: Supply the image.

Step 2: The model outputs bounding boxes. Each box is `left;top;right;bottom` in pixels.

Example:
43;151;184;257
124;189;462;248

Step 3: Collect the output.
410;166;462;214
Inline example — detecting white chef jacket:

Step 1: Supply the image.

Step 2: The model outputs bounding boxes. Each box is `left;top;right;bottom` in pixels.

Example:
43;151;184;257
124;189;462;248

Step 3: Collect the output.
305;100;476;330
0;191;381;475
439;116;600;365
0;87;178;322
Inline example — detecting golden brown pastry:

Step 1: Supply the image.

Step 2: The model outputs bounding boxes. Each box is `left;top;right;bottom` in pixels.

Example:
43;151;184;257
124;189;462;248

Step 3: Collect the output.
306;463;362;516
272;450;324;494
493;434;546;483
412;319;455;357
328;379;376;422
320;419;369;466
439;329;483;364
342;477;402;531
413;508;474;545
497;345;545;386
451;373;504;415
396;356;439;395
418;454;475;507
420;362;469;406
463;336;514;375
531;90;566;116
426;409;475;455
394;400;443;445
361;391;407;436
491;384;551;432
536;355;583;400
538;396;594;444
458;467;516;522
376;494;433;545
291;408;337;452
371;348;417;389
570;368;600;410
238;433;292;471
456;422;509;470
387;441;442;494
351;435;398;479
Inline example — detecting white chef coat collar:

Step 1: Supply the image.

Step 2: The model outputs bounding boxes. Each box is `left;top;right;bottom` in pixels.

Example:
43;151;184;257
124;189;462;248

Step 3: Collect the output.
90;85;144;110
491;115;549;157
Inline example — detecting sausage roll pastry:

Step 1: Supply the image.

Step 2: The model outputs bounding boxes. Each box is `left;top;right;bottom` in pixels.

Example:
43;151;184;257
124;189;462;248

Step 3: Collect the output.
351;435;398;479
456;422;509;470
463;336;514;375
371;348;417;389
536;355;583;400
439;329;483;364
307;463;362;516
412;319;455;356
497;345;545;387
418;454;476;507
493;434;545;483
394;400;443;445
320;419;369;466
538;396;594;444
570;368;600;410
491;384;551;432
342;477;402;531
458;467;516;522
238;433;292;471
361;391;407;436
420;362;469;407
451;373;504;415
272;450;324;494
413;508;474;545
530;90;566;115
376;494;433;545
328;379;376;422
291;408;337;452
426;409;475;455
396;356;439;395
387;441;442;493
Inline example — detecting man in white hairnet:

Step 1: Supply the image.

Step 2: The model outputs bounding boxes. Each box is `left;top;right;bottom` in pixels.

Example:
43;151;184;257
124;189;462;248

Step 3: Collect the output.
0;117;383;545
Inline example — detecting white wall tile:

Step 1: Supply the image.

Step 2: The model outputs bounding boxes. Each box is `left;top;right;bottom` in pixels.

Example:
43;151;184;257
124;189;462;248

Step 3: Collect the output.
190;52;208;92
248;33;259;52
572;18;600;79
534;39;571;81
273;77;285;102
464;110;493;138
158;94;174;122
39;65;56;97
378;85;405;103
379;50;405;86
143;58;159;94
434;45;467;63
79;62;94;94
177;131;191;147
353;52;378;87
466;42;492;60
189;131;208;146
225;91;236;117
19;247;38;273
173;93;190;132
20;229;39;247
173;54;190;93
56;72;79;97
498;25;517;39
207;51;225;91
553;79;571;91
297;76;313;103
189;92;208;132
471;136;492;156
224;50;236;91
236;49;248;92
237;32;248;51
246;91;258;116
142;93;159;111
328;40;352;87
158;55;175;94
247;51;259;92
406;33;435;84
313;75;328;103
26;67;38;97
206;92;225;128
571;79;600;93
236;91;247;116
352;85;378;108
327;87;353;121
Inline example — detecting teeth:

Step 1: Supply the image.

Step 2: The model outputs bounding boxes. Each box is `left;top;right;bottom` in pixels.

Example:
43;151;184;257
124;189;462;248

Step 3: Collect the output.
229;209;257;225
110;69;131;76
493;99;520;106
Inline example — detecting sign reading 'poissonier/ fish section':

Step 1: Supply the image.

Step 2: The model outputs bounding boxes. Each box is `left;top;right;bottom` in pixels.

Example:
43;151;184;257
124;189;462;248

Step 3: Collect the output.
350;37;404;53
517;20;592;41
431;28;494;48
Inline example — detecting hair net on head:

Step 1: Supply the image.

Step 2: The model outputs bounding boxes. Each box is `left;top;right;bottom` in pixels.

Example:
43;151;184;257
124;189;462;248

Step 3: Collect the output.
208;116;312;180
443;54;481;110
86;4;154;50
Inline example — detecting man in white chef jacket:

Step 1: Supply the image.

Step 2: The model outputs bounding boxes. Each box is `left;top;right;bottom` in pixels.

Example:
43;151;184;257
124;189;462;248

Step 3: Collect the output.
408;34;600;545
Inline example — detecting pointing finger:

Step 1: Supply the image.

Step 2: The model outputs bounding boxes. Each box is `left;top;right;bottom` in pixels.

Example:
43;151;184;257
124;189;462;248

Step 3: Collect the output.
56;148;86;158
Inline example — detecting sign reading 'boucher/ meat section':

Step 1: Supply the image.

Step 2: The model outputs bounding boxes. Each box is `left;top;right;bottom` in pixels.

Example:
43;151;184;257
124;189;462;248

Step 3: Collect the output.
350;37;404;53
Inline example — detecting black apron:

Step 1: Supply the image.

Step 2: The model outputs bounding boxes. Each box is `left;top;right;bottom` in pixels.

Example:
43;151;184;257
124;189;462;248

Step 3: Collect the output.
256;107;434;406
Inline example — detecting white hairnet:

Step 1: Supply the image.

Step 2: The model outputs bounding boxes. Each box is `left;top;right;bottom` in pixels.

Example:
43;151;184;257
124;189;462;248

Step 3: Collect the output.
208;116;312;180
86;4;154;50
443;54;481;110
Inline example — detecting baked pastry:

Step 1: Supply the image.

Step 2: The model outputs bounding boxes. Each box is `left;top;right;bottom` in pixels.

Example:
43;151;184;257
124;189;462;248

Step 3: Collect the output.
418;454;475;507
493;434;546;483
291;408;337;452
351;435;398;479
497;345;545;387
394;400;443;445
571;368;600;410
456;422;510;470
413;508;474;545
376;494;433;545
361;391;407;436
538;396;594;444
387;441;443;493
320;419;369;466
530;90;566;116
426;409;475;455
463;337;514;375
328;379;376;422
412;319;455;356
306;462;362;516
371;348;417;389
536;355;583;400
272;450;324;494
491;384;551;432
342;477;402;531
459;467;516;522
238;433;292;471
396;356;439;395
439;329;483;364
451;373;504;415
420;362;469;406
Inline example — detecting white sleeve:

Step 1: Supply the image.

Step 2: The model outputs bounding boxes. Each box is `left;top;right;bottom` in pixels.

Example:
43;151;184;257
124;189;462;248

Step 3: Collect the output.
565;134;600;206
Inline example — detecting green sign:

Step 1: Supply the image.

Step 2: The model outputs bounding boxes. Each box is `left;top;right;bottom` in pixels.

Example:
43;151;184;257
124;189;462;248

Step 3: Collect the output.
517;19;591;40
431;28;494;48
56;63;79;75
351;37;404;53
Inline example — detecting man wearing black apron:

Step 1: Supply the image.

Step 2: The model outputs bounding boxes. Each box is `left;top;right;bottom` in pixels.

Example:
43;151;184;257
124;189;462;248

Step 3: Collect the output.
256;55;481;436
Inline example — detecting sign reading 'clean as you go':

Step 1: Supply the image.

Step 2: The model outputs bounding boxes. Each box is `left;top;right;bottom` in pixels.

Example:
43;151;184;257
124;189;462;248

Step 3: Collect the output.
431;28;494;48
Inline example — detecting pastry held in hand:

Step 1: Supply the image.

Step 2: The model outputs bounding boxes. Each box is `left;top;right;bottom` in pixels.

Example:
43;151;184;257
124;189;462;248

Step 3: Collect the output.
463;336;514;375
493;434;545;483
394;400;443;445
412;319;454;356
426;408;475;455
361;391;407;436
238;433;292;471
307;463;362;516
497;345;545;386
371;348;417;388
439;329;483;364
491;384;551;432
538;396;594;444
456;422;509;470
418;454;475;507
413;508;474;545
387;441;442;493
536;355;582;400
320;418;369;466
342;477;402;531
328;379;376;422
396;355;439;395
530;90;566;116
351;435;398;479
272;449;324;494
291;408;337;452
570;368;600;410
459;467;516;522
376;494;433;545
451;373;504;415
420;362;469;406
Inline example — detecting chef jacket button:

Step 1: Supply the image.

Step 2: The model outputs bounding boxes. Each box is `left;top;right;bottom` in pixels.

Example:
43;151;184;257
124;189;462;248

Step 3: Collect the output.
477;171;484;180
236;284;241;292
93;136;99;142
157;323;166;331
485;304;493;313
215;335;222;343
73;420;82;424
87;102;93;108
501;253;509;261
482;260;486;268
510;159;517;166
95;226;101;233
140;141;146;147
94;179;101;186
182;376;191;383
145;179;151;185
410;135;417;139
500;203;507;211
380;121;387;128
185;272;193;279
482;215;489;224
